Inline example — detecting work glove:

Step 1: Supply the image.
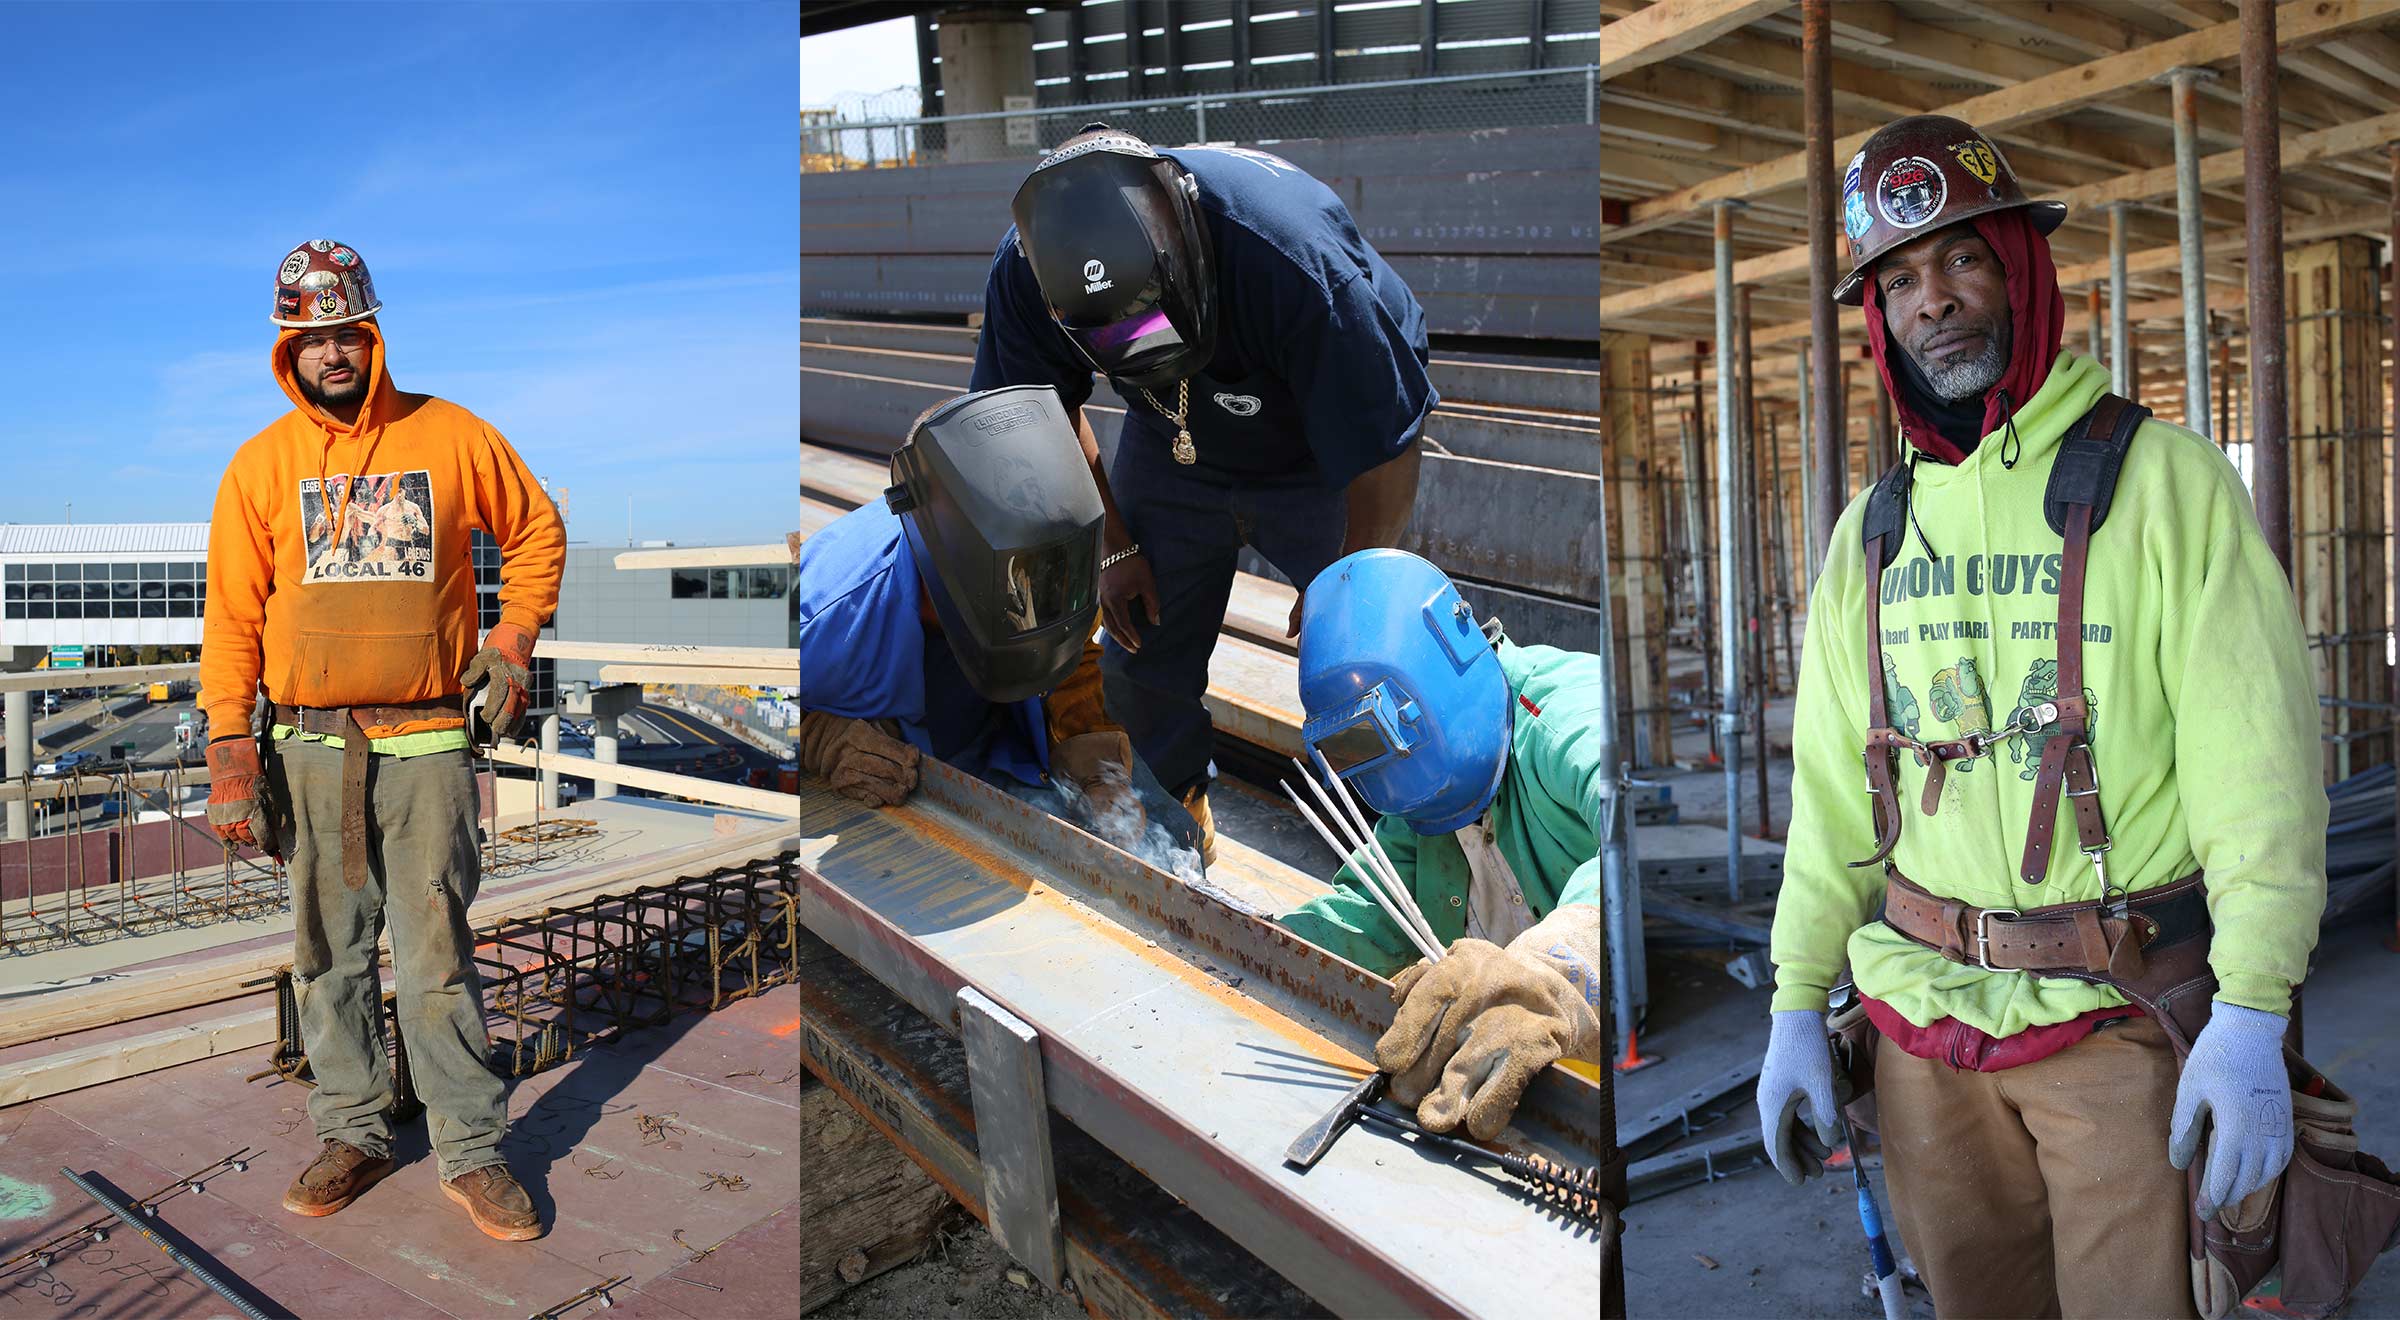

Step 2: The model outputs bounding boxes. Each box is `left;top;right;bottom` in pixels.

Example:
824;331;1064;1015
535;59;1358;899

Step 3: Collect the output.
1052;730;1148;850
1756;1009;1842;1185
1376;935;1605;1141
798;710;920;807
460;621;536;746
2169;1002;2296;1219
204;735;280;859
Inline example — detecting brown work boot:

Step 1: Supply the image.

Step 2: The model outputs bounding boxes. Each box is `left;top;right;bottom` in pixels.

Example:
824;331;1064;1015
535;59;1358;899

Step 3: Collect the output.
1179;783;1217;867
282;1139;393;1217
441;1164;543;1241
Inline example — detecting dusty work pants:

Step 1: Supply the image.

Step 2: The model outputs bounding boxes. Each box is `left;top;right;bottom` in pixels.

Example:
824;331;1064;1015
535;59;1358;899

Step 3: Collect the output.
1877;1014;2198;1320
1100;445;1345;800
274;736;506;1182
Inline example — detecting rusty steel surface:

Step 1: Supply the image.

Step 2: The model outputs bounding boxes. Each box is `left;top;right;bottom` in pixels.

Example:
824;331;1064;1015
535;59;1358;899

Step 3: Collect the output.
797;761;1613;1318
1803;0;1844;577
2244;0;2292;572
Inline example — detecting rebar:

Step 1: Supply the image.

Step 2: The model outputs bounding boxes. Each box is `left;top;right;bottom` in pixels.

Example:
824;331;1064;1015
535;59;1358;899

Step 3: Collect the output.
57;1166;273;1320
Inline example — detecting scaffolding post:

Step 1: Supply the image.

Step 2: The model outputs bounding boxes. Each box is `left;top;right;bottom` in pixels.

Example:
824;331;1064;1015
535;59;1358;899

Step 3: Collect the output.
1802;0;1843;574
2109;203;2133;401
2243;0;2291;573
2163;66;2216;436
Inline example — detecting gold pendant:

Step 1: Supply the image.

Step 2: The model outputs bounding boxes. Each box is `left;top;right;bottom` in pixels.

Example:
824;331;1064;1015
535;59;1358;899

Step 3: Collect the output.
1172;430;1197;465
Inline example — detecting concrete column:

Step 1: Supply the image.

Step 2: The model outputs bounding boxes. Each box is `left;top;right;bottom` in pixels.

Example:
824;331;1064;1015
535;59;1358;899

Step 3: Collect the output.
935;8;1036;163
2286;236;2387;781
4;690;27;841
593;714;620;800
539;712;560;809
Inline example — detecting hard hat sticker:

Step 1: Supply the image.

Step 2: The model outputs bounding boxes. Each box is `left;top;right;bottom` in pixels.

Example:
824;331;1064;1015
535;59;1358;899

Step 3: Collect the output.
1843;191;1872;242
1949;139;1999;186
1843;149;1865;198
1875;155;1948;230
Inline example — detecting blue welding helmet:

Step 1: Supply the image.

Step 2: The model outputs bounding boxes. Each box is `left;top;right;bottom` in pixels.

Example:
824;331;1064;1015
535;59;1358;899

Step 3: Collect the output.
1297;550;1511;836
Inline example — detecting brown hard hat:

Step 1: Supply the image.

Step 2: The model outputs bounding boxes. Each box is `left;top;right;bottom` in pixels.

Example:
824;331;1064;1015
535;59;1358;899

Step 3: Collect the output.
1834;115;2065;305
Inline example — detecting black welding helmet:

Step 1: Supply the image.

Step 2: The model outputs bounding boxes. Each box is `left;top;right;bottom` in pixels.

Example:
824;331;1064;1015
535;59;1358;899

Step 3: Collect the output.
884;386;1105;705
1010;124;1217;391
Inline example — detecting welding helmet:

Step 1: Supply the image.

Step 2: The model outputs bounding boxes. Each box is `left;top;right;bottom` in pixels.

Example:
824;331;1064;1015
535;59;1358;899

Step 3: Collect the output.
1010;124;1217;391
1297;550;1510;836
1833;115;2064;305
884;386;1105;705
271;239;383;327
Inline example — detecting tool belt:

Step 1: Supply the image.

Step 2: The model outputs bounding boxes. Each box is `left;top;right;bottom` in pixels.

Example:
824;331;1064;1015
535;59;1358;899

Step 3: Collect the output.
271;697;464;893
1845;395;2400;1318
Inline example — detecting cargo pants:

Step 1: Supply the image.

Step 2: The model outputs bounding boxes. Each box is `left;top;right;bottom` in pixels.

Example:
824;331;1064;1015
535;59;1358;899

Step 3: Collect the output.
272;735;507;1182
1876;1014;2199;1320
1100;444;1347;800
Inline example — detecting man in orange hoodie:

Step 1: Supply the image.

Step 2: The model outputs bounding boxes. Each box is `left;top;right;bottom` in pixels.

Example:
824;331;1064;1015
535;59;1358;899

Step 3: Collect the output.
200;240;565;1242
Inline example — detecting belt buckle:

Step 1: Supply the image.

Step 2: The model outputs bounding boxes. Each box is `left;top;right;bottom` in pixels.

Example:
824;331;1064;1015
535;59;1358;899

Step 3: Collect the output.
1974;907;2022;973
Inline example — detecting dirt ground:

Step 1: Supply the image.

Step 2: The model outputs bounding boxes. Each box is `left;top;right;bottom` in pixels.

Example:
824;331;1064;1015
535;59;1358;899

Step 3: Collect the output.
811;1207;1088;1320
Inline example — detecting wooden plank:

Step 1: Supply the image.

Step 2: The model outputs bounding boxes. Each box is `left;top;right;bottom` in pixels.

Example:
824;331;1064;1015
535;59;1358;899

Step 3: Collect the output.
1204;633;1305;758
0;663;198;693
599;664;803;687
537;641;798;669
799;1076;954;1313
612;543;793;570
1598;0;1790;81
484;742;799;814
1619;0;2395;233
0;822;801;1051
0;1006;279;1109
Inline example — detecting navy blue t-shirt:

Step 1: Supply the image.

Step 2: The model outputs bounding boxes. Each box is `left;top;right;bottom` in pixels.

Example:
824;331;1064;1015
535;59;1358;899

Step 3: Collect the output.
969;144;1437;489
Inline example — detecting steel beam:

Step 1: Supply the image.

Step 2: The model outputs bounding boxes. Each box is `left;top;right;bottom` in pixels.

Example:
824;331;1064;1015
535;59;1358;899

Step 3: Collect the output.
2165;66;2216;437
2244;0;2293;573
797;760;1618;1318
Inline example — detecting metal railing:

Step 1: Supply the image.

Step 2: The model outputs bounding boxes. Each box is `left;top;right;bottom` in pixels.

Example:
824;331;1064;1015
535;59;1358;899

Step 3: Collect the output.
802;65;1599;171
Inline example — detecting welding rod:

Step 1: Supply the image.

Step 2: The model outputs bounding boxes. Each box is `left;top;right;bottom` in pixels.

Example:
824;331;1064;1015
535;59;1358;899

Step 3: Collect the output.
58;1166;274;1320
1290;754;1440;959
1280;778;1442;964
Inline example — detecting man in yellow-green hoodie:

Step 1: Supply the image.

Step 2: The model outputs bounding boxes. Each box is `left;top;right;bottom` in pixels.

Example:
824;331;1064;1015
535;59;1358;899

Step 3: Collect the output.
1756;117;2323;1319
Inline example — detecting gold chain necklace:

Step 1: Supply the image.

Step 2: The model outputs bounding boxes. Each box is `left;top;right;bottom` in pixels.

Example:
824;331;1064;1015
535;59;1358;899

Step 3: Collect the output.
1139;379;1197;465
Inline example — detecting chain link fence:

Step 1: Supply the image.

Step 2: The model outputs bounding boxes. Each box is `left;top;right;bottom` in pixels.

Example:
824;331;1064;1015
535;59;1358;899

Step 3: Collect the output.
802;66;1597;172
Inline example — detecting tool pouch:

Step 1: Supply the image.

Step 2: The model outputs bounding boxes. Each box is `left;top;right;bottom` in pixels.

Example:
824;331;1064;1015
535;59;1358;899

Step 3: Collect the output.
1826;996;1883;1138
253;727;291;861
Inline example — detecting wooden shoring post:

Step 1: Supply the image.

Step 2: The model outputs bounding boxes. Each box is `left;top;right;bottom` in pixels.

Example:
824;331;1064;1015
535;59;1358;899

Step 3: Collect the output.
1602;332;1673;767
2286;236;2387;784
1802;0;1843;576
1767;412;1797;691
2245;0;2293;574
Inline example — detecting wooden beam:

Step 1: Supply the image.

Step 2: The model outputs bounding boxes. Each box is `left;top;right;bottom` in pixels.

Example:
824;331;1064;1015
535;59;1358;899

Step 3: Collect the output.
613;543;795;570
1598;0;1789;82
484;741;798;814
0;663;197;693
1914;0;2145;61
597;664;804;687
1623;0;2395;232
535;641;799;670
0;1007;280;1109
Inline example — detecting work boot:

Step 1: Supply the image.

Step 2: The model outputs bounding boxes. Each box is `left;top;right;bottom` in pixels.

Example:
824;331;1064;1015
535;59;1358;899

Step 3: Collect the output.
282;1139;393;1217
1179;783;1217;867
441;1164;544;1241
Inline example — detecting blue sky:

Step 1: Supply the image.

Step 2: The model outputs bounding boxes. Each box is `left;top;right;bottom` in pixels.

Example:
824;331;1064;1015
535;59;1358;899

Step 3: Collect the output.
0;2;798;546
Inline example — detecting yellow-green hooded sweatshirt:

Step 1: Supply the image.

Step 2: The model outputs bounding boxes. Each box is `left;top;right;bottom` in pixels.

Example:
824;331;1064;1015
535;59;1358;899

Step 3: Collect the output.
1771;349;2325;1035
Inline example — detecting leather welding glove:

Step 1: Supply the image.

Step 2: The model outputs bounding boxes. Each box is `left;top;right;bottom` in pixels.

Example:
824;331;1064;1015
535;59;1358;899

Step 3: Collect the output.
798;709;920;807
204;735;279;859
1756;1009;1842;1185
1377;929;1605;1141
460;621;536;746
2169;1002;2296;1219
1052;730;1148;850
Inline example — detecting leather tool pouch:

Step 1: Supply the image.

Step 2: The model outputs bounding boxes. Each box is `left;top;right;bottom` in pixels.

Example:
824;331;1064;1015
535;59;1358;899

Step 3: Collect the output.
255;727;292;862
1826;993;1882;1138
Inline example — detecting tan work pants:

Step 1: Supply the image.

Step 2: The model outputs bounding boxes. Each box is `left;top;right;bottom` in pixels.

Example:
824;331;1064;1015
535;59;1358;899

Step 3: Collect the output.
1877;1014;2198;1320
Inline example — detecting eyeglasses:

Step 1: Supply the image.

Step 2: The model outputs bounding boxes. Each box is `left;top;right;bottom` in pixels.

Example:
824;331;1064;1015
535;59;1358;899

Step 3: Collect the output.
294;328;369;358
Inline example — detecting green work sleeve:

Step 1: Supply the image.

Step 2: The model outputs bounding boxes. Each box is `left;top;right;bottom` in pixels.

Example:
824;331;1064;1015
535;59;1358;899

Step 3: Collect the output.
1278;815;1427;980
1518;652;1610;915
2156;459;2325;1016
1769;499;1887;1014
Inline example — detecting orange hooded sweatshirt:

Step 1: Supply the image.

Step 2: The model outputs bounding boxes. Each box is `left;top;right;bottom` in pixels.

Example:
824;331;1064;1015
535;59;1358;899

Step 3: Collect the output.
199;321;565;740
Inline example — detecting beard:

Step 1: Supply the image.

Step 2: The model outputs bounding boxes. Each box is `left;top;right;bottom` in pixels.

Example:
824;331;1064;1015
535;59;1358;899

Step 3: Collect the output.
1914;319;2011;401
296;369;367;410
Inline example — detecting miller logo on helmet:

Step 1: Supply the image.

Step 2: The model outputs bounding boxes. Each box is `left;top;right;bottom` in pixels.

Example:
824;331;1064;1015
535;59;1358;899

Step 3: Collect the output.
269;240;383;328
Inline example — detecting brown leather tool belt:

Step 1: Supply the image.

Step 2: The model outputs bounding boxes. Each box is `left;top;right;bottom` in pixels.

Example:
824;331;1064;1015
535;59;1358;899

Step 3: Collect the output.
1882;868;2208;978
270;697;464;892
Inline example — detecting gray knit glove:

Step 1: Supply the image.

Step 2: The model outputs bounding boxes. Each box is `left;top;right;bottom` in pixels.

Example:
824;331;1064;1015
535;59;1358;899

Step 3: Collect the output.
2169;1002;2294;1219
1756;1009;1840;1185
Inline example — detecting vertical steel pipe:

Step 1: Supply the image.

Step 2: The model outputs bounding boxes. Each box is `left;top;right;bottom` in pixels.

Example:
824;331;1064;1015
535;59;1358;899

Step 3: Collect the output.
1797;345;1820;585
2244;0;2291;572
1679;411;1713;690
2166;67;2214;437
2109;203;2133;401
1713;201;1745;900
2087;284;2104;364
1803;0;1844;575
2217;321;2233;450
1738;287;1771;836
2388;143;2399;947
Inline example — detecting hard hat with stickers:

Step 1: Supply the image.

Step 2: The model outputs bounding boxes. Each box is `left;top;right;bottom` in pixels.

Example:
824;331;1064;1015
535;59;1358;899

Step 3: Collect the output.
270;239;383;328
1832;115;2065;306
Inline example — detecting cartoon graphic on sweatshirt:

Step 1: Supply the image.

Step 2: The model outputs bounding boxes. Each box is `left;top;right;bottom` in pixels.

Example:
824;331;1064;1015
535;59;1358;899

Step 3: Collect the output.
2006;658;2098;781
1880;651;1923;739
301;470;435;583
1927;657;1990;770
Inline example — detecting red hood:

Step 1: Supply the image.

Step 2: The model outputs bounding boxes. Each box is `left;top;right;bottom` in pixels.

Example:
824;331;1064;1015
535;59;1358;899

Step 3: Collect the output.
1861;208;2065;465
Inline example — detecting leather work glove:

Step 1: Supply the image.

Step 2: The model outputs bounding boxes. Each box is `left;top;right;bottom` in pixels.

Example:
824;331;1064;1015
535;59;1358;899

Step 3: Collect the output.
204;736;280;859
1756;1009;1843;1185
1052;730;1148;850
2169;1002;2296;1219
798;709;920;807
460;621;536;746
1376;935;1605;1141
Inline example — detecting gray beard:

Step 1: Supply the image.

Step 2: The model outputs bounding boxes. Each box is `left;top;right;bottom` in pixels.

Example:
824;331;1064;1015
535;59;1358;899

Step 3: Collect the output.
1922;329;2010;401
